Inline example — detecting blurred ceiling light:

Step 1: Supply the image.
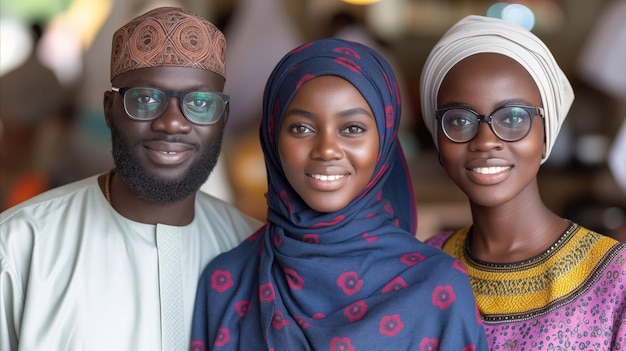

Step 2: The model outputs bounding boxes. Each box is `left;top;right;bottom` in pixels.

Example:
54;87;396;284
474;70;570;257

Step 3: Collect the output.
0;18;33;76
38;20;82;84
367;0;404;40
486;2;508;18
487;3;536;30
37;0;112;84
342;0;382;5
0;0;71;22
53;0;112;50
0;0;111;83
502;4;535;30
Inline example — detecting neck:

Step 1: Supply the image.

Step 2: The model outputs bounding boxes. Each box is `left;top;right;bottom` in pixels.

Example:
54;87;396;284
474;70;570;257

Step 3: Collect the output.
467;190;569;263
99;169;196;226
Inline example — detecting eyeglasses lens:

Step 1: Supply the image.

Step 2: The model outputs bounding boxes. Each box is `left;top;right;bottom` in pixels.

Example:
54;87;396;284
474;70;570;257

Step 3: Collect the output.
122;88;226;125
441;106;533;142
441;110;479;143
126;88;165;120
182;92;224;124
491;107;532;141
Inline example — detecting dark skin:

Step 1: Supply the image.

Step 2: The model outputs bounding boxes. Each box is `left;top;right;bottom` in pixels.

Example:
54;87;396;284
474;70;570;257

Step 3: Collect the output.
437;53;569;263
279;76;379;213
100;66;227;226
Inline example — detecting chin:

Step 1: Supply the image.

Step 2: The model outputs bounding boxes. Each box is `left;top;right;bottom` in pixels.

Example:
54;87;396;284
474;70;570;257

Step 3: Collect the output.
306;201;348;214
468;193;514;208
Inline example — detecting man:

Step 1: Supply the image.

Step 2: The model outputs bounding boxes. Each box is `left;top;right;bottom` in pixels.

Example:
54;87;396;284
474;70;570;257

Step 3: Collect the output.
0;7;262;350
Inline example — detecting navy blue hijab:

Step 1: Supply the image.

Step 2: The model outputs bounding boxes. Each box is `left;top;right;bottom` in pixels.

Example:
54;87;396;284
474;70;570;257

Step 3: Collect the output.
261;39;416;239
191;38;487;351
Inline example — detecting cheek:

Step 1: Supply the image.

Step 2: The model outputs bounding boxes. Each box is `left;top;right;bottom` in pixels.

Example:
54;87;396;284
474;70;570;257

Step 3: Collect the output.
278;139;305;178
350;136;379;177
515;138;544;167
518;121;545;161
277;138;292;167
198;123;224;145
436;130;447;151
362;142;379;171
436;133;461;164
114;117;150;142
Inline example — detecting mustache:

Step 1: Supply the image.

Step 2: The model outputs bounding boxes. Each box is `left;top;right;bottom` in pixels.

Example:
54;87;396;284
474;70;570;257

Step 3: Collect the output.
138;136;200;149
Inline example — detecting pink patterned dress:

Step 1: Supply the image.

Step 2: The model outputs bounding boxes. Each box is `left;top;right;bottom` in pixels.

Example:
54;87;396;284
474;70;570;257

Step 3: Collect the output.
427;222;626;350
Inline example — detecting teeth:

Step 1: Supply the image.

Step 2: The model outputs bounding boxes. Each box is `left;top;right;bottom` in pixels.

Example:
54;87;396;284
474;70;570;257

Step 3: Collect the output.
310;174;344;181
161;151;177;155
473;166;510;175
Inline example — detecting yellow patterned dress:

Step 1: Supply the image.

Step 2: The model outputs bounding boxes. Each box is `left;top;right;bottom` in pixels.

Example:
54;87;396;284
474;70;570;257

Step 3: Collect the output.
426;222;626;350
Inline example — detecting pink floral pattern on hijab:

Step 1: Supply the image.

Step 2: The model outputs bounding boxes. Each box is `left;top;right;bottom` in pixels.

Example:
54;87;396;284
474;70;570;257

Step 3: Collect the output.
191;38;488;350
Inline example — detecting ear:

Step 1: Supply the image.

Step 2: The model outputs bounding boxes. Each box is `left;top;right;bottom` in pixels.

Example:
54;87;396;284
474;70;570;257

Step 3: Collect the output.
103;90;114;128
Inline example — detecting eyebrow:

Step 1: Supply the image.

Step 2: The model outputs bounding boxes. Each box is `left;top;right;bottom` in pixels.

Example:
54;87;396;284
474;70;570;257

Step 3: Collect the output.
439;98;536;110
122;81;212;91
284;108;314;119
497;98;535;107
337;107;373;118
284;107;373;119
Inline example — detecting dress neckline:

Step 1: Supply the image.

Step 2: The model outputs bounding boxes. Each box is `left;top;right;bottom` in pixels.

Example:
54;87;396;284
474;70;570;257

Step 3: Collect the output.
463;220;576;269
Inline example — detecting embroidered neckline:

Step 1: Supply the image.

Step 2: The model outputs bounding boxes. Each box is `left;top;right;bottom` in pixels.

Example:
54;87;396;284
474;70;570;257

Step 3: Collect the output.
463;221;576;270
441;223;625;322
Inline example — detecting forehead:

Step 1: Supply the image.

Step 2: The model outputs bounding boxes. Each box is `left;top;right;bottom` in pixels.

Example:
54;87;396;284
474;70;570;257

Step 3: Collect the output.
285;75;372;119
438;53;540;106
112;66;225;91
290;75;361;100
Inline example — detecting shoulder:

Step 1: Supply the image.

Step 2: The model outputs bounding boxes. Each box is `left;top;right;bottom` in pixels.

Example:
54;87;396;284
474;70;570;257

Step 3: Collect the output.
395;239;478;318
197;227;263;296
1;175;101;226
572;223;626;263
210;227;264;268
424;228;469;260
418;240;468;275
1;176;105;268
424;230;456;249
194;192;264;232
0;174;103;252
394;235;472;285
0;176;103;296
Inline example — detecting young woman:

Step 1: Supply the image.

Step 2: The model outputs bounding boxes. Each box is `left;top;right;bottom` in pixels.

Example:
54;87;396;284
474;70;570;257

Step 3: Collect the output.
420;15;626;350
190;38;488;350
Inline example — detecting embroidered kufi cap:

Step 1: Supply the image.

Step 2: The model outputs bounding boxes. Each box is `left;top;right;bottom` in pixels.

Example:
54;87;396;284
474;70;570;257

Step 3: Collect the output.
110;7;226;81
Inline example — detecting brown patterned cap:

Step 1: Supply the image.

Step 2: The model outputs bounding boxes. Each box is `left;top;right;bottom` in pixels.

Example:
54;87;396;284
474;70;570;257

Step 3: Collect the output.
110;7;226;81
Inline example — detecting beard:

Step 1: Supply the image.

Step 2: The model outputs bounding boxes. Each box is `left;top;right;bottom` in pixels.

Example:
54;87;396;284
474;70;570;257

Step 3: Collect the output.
109;122;224;204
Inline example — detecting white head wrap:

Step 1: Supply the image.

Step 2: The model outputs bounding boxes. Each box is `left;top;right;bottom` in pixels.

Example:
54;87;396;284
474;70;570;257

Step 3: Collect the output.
420;15;574;163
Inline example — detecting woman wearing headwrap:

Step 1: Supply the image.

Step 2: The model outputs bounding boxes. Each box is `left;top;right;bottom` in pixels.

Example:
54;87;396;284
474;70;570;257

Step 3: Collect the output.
421;15;626;349
191;38;488;350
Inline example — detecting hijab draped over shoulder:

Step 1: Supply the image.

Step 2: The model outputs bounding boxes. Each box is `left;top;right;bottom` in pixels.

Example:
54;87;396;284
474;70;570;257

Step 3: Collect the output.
191;38;487;350
420;15;574;163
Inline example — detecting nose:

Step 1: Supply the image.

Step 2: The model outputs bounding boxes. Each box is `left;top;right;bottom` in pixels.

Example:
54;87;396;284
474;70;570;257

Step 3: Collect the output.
151;97;192;134
468;120;503;151
311;131;343;160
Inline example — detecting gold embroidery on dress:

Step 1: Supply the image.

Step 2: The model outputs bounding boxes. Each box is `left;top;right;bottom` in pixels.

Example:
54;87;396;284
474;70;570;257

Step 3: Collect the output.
442;223;625;323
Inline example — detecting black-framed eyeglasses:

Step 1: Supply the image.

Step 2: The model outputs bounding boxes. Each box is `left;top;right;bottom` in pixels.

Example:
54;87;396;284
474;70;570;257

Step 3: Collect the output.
435;105;544;143
112;87;229;125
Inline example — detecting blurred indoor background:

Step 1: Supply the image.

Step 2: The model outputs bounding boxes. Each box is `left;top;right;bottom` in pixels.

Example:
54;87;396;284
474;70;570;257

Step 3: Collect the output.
1;0;625;241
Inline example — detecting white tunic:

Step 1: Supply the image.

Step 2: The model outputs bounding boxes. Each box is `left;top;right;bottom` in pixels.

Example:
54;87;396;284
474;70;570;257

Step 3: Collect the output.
0;175;263;351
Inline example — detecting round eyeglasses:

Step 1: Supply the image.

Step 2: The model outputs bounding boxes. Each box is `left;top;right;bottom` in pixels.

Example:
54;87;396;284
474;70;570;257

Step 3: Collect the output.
435;105;544;143
112;87;229;125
